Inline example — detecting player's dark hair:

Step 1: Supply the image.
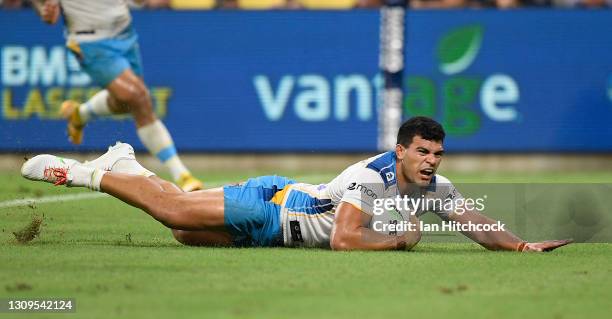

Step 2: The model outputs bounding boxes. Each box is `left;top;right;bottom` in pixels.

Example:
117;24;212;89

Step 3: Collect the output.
396;116;445;147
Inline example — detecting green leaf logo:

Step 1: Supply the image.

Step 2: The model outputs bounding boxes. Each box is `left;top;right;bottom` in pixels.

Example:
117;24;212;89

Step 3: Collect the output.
437;25;483;75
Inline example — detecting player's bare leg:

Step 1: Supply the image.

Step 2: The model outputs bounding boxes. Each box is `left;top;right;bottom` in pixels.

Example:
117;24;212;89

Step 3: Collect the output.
21;149;232;246
170;229;233;247
82;143;219;230
146;177;231;246
106;69;155;127
102;175;232;246
99;174;225;231
146;175;233;246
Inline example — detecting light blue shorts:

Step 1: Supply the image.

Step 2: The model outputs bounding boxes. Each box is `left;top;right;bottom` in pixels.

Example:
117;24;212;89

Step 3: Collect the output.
68;26;144;87
223;175;295;247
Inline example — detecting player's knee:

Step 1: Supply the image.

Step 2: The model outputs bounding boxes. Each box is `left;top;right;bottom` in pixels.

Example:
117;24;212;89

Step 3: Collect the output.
171;229;193;246
132;86;151;110
112;83;148;108
154;209;184;230
144;196;185;229
111;87;132;105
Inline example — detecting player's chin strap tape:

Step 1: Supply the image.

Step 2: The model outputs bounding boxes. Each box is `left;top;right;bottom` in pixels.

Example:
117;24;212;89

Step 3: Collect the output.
289;221;303;243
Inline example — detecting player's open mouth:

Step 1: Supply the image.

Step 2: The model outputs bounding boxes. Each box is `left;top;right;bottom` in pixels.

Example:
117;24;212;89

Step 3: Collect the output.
419;168;434;179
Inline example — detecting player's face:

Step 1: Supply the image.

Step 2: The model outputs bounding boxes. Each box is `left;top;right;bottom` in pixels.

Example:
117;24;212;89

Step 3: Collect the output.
396;135;444;186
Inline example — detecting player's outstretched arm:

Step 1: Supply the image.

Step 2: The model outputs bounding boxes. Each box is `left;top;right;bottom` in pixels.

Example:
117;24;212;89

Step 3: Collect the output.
449;210;572;252
330;202;421;251
32;0;60;24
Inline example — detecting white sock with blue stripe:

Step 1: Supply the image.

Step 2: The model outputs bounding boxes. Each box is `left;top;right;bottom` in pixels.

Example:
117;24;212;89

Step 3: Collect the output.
136;120;189;181
78;90;111;123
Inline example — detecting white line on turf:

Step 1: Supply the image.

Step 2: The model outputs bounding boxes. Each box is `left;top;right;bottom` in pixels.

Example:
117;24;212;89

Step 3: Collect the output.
0;174;335;209
0;192;108;209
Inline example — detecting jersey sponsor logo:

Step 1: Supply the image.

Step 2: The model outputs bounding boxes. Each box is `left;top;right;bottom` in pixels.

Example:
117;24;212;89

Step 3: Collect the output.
347;182;378;199
385;171;395;183
365;151;397;189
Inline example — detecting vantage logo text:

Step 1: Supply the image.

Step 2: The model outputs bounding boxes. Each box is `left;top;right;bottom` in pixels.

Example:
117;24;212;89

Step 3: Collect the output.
253;24;521;137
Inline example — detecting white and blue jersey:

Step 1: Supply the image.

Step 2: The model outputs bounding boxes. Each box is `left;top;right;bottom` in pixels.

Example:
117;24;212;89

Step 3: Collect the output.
223;152;462;248
60;0;142;87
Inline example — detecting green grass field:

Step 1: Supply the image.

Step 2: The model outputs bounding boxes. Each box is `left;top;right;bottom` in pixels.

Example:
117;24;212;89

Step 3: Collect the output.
1;170;611;319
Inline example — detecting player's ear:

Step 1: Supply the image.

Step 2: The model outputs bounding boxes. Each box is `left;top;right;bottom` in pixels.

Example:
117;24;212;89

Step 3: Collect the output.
395;144;406;160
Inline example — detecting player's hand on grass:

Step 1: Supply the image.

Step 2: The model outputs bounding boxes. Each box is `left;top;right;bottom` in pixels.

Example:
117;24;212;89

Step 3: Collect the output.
41;0;60;24
519;239;573;252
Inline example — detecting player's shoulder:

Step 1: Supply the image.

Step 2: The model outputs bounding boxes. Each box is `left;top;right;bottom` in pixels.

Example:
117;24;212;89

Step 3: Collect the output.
358;151;397;189
432;174;453;185
427;174;460;198
342;162;385;184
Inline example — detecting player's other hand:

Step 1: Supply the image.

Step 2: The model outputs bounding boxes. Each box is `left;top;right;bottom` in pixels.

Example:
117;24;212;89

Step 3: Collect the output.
521;239;573;252
41;0;60;24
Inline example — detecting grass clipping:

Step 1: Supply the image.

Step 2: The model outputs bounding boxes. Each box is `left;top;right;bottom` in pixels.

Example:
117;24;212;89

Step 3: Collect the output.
13;215;43;243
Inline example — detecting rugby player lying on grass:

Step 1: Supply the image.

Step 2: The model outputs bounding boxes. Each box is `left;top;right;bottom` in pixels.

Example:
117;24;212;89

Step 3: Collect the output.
21;117;571;252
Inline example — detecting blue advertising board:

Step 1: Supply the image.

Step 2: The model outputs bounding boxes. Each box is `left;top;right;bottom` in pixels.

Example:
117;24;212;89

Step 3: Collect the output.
404;10;612;152
1;10;611;152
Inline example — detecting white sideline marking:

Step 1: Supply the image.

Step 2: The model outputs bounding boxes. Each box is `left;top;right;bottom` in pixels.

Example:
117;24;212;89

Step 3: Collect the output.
0;174;335;209
0;192;108;209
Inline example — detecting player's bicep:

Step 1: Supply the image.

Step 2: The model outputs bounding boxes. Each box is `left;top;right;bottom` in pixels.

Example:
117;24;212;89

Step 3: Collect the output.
334;201;372;230
331;201;371;248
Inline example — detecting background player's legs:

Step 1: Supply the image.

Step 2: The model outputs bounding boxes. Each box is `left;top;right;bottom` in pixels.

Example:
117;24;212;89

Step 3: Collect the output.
63;34;202;190
62;66;202;191
106;69;155;126
106;69;202;191
62;83;146;126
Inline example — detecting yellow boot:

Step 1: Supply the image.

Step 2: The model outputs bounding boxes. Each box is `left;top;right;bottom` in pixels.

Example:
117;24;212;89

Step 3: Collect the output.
59;100;86;145
177;173;204;192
